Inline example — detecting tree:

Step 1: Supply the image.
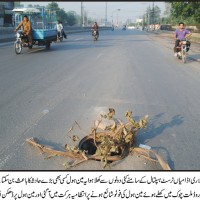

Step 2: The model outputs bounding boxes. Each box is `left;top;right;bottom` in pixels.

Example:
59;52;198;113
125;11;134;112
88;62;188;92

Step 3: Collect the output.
34;4;42;8
57;8;68;23
46;2;60;12
152;5;161;24
14;2;20;7
170;2;200;25
46;2;67;23
163;2;171;17
145;5;161;25
14;2;24;8
66;11;78;26
27;4;33;8
162;2;172;25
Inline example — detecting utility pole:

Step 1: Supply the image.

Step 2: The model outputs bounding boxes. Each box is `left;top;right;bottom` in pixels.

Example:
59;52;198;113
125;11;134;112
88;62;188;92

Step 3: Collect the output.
147;5;150;31
81;2;84;31
117;9;120;27
105;1;107;26
81;2;83;26
152;1;154;30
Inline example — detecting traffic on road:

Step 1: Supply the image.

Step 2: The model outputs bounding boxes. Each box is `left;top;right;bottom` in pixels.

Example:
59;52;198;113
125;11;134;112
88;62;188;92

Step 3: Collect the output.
0;26;200;170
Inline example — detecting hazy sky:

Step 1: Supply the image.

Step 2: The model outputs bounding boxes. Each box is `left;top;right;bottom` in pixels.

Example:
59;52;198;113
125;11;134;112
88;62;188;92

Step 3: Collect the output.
22;1;166;23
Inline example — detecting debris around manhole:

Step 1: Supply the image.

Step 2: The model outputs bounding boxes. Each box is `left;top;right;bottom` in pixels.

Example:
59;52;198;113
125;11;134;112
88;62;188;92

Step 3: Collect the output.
26;108;171;170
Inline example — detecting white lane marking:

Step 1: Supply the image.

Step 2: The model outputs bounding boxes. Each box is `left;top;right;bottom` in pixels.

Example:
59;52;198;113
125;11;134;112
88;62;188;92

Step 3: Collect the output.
0;108;50;169
0;153;13;169
42;109;49;115
97;53;103;59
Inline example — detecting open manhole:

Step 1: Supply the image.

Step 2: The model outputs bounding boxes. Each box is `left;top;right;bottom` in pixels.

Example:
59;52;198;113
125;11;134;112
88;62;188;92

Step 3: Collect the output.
79;137;97;155
25;108;171;170
78;135;128;162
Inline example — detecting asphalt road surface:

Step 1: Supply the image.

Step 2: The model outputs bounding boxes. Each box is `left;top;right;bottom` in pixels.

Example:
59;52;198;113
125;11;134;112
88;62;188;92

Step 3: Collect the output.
0;29;200;170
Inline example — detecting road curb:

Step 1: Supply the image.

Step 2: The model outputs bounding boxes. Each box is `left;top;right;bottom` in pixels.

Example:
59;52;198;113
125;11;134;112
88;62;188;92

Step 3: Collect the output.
0;38;15;43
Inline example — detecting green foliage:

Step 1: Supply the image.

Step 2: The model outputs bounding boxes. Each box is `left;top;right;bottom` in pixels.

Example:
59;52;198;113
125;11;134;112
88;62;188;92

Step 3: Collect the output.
144;5;161;24
45;2;80;25
14;2;24;8
170;2;200;25
46;2;67;23
66;11;78;26
57;9;68;23
14;2;21;7
161;16;171;25
46;2;60;11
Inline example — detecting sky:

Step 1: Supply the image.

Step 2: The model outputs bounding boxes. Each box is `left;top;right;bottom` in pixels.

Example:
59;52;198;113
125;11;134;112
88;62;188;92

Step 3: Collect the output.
22;1;166;24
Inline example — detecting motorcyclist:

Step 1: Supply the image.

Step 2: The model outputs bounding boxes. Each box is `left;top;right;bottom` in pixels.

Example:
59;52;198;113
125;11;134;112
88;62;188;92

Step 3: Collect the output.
57;20;63;38
174;22;192;56
91;21;99;36
60;21;67;39
14;15;32;47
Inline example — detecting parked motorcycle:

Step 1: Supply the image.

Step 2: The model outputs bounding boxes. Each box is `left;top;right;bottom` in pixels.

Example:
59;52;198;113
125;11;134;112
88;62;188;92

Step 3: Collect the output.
14;30;32;54
176;38;191;63
91;29;99;41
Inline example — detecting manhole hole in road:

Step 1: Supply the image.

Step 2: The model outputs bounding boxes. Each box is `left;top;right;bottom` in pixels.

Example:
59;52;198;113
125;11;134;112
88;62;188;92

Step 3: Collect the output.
79;135;124;159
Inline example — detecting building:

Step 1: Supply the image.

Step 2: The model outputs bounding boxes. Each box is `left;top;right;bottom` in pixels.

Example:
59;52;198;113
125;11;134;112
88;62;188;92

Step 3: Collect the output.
0;2;14;26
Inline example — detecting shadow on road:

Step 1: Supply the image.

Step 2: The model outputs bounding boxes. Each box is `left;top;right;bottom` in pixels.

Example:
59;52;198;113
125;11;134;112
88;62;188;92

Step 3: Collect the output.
188;54;200;62
136;113;184;170
24;43;112;54
38;137;66;152
144;113;184;142
152;146;175;170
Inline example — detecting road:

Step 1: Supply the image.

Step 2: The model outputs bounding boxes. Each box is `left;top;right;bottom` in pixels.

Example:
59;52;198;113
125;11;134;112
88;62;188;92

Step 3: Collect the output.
0;29;200;170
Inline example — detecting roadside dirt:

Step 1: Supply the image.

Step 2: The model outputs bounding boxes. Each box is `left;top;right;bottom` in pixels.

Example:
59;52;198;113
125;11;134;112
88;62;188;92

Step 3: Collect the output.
146;31;200;62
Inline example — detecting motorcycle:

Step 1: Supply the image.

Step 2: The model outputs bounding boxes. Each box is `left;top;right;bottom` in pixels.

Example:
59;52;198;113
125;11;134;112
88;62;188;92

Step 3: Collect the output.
176;38;190;63
14;30;32;54
91;29;99;41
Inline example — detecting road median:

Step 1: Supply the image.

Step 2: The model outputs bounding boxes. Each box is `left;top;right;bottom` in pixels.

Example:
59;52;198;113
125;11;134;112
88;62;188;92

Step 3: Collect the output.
0;26;112;43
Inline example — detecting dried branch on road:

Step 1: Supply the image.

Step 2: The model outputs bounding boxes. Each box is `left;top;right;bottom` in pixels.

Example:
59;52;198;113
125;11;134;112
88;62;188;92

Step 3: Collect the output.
26;108;171;170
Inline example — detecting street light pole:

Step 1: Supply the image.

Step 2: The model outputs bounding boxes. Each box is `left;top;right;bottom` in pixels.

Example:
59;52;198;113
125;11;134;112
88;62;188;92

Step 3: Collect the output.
81;2;84;31
152;1;154;30
148;4;150;31
105;1;107;26
117;9;120;27
81;2;83;26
